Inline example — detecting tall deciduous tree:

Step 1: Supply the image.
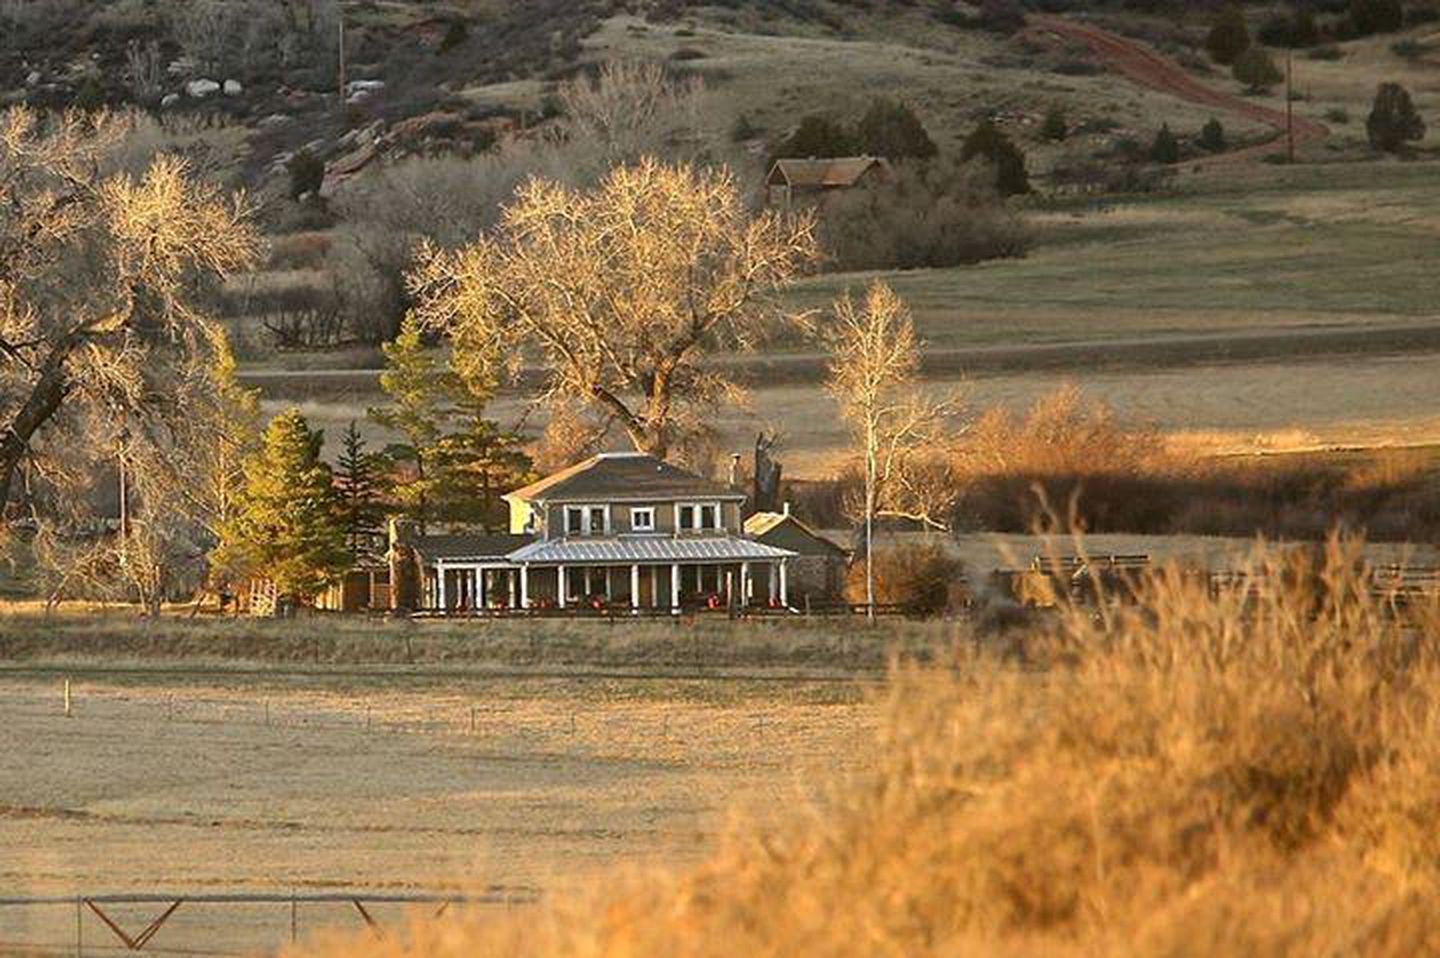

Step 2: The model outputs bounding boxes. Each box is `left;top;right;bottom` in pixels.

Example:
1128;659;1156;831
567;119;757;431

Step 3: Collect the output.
410;159;820;461
221;409;348;601
825;282;961;617
0;108;258;522
1206;5;1251;64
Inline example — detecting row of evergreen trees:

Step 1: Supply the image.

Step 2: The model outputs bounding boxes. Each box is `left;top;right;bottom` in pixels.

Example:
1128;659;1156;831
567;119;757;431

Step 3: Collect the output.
215;316;532;601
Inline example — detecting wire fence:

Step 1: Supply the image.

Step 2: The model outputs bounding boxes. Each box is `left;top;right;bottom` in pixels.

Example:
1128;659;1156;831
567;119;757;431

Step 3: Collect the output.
0;889;536;956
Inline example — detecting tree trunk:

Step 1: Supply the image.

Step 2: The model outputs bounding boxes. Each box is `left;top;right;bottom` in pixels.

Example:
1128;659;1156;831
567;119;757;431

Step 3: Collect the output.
0;347;72;517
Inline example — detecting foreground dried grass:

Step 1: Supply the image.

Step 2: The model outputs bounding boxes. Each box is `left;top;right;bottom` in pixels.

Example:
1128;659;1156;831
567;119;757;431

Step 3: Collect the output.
298;539;1440;957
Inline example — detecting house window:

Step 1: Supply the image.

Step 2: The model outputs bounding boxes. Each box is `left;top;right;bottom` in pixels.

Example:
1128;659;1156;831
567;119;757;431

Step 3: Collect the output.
680;502;721;531
630;507;655;532
565;505;609;536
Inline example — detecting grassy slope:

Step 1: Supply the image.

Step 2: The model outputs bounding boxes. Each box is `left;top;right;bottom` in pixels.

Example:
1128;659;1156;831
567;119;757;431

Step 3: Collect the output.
789;161;1440;349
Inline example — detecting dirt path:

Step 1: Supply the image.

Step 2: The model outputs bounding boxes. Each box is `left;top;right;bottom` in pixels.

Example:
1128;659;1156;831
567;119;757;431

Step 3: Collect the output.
1028;16;1328;160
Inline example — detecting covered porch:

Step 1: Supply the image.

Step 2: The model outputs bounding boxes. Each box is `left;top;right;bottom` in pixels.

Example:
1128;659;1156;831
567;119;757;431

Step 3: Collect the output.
430;538;797;614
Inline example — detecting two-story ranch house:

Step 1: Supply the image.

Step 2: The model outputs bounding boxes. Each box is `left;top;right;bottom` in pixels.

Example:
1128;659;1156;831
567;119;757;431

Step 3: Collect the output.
406;452;799;613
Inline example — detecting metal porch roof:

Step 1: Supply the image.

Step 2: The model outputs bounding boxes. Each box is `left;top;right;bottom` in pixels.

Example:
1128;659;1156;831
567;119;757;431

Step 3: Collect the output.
502;536;796;565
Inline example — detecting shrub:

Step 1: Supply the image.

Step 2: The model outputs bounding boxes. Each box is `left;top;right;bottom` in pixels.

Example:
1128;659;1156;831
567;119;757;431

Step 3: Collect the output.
844;542;966;615
977;0;1026;34
1149;123;1180;163
1206;4;1251;64
730;112;760;142
817;156;1031;271
1390;38;1429;59
771;114;856;162
1199;116;1227;152
1233;46;1283;92
1325;106;1351;123
286;149;326;200
1350;0;1404;35
439;18;468;52
1040;106;1068;142
854;98;938;159
960;118;1030;196
1367;82;1426;152
1306;43;1344;60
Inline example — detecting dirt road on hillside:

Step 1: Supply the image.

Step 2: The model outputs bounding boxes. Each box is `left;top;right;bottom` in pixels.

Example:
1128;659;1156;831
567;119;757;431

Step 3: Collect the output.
1028;17;1329;159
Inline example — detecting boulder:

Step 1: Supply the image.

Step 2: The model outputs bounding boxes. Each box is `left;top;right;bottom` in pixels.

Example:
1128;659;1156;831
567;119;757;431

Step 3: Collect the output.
186;78;220;98
223;79;242;96
161;93;181;109
25;71;40;86
258;113;292;129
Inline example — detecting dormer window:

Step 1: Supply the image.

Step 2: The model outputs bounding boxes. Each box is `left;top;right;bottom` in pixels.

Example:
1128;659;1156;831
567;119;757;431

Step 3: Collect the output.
679;502;721;531
564;504;609;536
630;507;656;532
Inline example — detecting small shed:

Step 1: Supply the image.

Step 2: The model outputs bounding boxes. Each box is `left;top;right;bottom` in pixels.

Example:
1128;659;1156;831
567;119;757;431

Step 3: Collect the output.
765;156;891;207
744;507;849;602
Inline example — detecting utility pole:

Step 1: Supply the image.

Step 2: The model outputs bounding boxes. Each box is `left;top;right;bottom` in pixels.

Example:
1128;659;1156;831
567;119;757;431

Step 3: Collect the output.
1285;47;1295;164
337;16;347;104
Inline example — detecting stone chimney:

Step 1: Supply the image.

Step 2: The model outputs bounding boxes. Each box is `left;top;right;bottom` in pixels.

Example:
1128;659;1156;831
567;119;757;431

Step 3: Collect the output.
728;452;741;487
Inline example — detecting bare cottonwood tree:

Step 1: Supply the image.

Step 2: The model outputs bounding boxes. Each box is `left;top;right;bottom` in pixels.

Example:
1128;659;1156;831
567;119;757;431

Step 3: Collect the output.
411;159;819;460
0;107;259;528
557;60;710;171
826;282;961;615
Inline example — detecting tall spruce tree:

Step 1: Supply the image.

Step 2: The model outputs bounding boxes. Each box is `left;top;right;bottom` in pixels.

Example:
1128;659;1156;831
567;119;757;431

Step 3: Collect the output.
221;409;348;601
854;98;938;159
771;114;857;163
335;421;384;555
1150;124;1181;164
368;314;449;530
1206;5;1251;64
961;118;1030;196
1367;82;1426;152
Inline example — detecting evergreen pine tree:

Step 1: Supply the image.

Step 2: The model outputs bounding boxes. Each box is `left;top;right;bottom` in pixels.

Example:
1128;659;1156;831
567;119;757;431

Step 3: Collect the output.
223;409;348;601
1150;123;1181;164
1041;106;1069;142
1206;5;1251;64
368;314;449;530
854;98;938;159
961;118;1031;196
1199;117;1228;153
1233;47;1283;93
771;114;858;163
335;421;384;555
1367;82;1426;152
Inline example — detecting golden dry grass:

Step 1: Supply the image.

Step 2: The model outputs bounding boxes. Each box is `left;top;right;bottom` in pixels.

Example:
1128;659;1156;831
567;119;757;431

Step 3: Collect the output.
295;538;1440;957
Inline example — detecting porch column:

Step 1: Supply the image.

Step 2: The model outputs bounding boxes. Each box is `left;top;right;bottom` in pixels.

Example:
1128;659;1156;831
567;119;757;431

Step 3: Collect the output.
557;564;567;608
437;561;448;612
740;562;750;608
476;567;486;609
509;570;518;608
519;565;529;609
631;564;640;613
768;564;777;605
779;560;789;607
670;562;680;613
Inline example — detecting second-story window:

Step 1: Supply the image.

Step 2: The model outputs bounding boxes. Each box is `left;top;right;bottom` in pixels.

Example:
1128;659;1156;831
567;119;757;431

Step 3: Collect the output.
565;505;609;536
630;507;655;532
679;502;720;531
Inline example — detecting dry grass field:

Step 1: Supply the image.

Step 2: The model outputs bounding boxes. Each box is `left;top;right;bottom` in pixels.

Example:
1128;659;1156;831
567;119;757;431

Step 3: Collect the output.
0;652;882;955
286;539;1440;958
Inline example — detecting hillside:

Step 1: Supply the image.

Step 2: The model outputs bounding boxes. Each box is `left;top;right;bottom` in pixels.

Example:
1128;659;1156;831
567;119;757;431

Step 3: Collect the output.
8;0;1434;203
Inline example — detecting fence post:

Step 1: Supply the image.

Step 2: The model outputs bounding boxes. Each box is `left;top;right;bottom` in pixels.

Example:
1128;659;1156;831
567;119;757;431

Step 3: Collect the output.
291;890;297;944
75;895;82;957
64;679;72;718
